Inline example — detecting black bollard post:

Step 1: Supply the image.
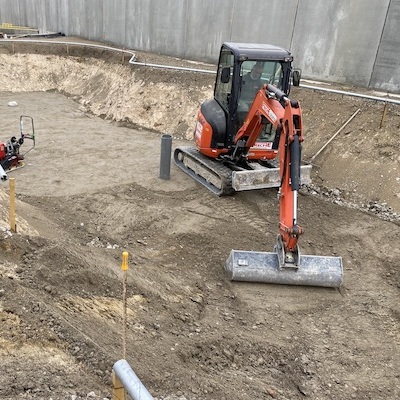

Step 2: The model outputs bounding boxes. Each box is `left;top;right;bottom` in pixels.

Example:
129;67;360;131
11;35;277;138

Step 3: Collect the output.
159;134;172;180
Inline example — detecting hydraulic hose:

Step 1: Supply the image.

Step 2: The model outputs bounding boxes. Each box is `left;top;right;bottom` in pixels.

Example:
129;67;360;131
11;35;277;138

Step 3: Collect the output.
289;135;301;191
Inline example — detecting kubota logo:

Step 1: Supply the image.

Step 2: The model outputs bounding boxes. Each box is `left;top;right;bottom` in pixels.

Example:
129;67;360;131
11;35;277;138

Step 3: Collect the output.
262;102;277;123
195;121;203;140
254;141;273;149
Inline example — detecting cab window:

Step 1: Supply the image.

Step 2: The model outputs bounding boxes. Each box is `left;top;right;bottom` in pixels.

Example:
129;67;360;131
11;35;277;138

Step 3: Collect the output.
214;49;234;110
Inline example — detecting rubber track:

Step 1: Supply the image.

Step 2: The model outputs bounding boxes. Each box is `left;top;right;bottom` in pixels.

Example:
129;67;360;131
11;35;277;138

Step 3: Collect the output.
174;146;234;196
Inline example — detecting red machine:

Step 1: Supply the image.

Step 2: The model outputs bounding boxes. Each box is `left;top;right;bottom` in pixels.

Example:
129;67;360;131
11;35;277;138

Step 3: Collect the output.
0;116;35;180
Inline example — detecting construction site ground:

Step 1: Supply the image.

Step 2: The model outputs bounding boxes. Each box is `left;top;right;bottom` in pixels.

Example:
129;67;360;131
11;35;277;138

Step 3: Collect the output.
0;42;399;400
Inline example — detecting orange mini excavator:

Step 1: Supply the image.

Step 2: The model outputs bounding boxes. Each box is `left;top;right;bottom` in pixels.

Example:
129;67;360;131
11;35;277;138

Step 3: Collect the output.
174;43;343;287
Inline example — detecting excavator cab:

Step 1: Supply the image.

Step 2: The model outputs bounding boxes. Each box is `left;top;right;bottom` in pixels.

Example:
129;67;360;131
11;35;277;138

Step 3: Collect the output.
213;43;299;151
236;60;285;150
193;42;300;160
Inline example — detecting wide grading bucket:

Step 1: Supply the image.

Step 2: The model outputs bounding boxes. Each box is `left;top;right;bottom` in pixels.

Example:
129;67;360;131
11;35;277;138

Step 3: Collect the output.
225;250;343;288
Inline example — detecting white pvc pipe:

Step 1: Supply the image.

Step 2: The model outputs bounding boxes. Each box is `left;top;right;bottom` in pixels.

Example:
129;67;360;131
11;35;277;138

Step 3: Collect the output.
2;38;136;58
300;84;400;106
113;359;154;400
128;60;215;74
128;60;400;105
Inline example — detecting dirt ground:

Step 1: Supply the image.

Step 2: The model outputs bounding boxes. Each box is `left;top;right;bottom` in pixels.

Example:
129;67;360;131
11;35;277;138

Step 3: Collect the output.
0;41;399;400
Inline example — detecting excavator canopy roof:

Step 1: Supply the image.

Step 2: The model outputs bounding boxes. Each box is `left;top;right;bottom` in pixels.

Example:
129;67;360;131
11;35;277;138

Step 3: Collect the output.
223;42;293;62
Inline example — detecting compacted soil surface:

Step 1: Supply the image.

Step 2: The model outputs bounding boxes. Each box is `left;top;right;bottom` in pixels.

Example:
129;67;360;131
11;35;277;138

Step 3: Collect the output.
0;38;399;400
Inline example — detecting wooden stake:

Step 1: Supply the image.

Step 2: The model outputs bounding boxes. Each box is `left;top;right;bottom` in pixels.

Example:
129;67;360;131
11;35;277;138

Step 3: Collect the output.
121;251;129;360
380;102;388;129
112;370;126;400
309;109;361;164
9;178;16;232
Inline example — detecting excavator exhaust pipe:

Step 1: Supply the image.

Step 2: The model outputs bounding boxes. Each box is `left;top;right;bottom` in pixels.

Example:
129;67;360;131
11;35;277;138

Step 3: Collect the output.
225;249;343;288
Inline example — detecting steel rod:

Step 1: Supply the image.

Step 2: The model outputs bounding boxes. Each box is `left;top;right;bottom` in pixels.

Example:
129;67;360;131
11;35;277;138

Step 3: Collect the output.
309;108;361;164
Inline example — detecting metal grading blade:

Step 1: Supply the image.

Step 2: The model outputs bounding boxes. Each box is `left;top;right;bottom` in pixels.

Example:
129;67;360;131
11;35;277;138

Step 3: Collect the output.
231;164;312;191
225;250;343;288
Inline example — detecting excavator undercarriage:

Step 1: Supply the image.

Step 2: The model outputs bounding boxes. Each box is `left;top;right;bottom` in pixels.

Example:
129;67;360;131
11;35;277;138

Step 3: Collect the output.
174;146;234;196
174;145;312;196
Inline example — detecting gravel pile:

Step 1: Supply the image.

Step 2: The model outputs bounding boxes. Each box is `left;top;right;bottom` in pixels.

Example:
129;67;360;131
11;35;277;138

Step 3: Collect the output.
303;183;400;223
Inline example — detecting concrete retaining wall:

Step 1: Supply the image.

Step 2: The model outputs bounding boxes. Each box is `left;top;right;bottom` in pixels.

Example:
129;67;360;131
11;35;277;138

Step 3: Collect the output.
0;0;399;92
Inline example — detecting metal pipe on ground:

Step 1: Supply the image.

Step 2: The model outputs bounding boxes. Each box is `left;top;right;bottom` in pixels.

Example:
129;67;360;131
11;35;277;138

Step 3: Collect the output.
2;38;137;60
128;60;215;74
128;58;400;106
300;84;400;106
309;108;361;164
3;39;398;105
113;359;154;400
159;134;172;180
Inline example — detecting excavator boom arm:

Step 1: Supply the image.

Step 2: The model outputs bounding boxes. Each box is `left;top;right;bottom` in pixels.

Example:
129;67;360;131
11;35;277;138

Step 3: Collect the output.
234;84;304;255
234;84;282;149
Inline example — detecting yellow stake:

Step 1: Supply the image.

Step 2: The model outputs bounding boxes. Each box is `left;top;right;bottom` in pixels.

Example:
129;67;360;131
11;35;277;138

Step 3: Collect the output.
9;178;16;232
121;251;129;360
121;251;129;270
112;370;126;400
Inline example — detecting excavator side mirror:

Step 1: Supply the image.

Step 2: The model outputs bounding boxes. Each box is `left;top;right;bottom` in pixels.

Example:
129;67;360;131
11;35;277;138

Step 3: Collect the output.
292;69;301;86
221;67;231;83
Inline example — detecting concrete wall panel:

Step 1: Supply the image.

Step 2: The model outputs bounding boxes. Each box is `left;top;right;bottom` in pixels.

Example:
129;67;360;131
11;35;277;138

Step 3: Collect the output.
13;0;28;27
184;0;232;62
70;0;103;41
24;0;42;31
42;0;61;33
0;0;399;92
370;0;400;92
32;0;46;33
0;0;20;24
146;0;187;57
103;0;127;46
231;0;298;51
124;0;152;51
292;0;389;86
63;0;81;36
120;0;188;55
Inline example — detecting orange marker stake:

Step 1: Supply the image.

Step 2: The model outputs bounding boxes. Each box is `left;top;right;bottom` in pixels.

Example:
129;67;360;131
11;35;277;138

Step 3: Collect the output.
121;251;129;359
